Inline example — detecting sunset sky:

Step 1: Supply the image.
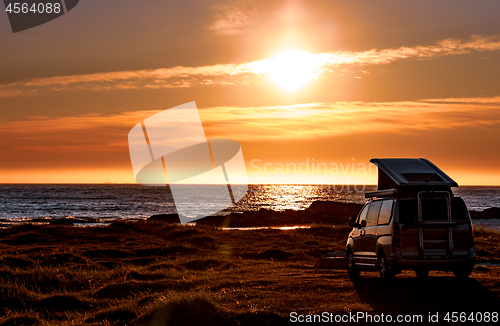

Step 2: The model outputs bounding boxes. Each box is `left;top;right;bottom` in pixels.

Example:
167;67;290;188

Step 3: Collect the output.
1;0;500;185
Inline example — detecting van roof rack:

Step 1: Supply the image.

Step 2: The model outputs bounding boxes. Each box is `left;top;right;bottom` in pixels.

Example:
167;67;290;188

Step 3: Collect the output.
370;158;458;190
365;188;397;198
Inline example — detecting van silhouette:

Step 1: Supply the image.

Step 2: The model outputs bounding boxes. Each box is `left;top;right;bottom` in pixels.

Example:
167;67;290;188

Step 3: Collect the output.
346;158;475;279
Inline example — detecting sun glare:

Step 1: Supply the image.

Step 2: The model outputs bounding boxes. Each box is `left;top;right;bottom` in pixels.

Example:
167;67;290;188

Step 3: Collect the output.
249;50;325;91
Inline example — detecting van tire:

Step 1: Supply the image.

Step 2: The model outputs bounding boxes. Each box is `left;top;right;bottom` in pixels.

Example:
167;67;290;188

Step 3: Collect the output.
346;250;360;278
378;254;394;280
453;269;471;278
415;269;429;278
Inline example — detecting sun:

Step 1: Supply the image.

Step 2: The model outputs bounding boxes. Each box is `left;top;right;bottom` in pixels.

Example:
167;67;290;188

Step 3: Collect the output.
249;50;324;91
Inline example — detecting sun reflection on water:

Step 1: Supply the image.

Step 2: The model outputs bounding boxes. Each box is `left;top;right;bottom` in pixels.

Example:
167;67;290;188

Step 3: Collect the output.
232;184;374;213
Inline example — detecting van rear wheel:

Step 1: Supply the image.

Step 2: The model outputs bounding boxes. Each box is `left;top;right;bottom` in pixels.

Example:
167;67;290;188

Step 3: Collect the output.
378;254;394;280
453;268;472;278
346;250;360;278
415;269;429;278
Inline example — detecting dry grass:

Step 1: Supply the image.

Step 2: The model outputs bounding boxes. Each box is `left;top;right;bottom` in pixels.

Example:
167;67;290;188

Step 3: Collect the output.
0;221;498;325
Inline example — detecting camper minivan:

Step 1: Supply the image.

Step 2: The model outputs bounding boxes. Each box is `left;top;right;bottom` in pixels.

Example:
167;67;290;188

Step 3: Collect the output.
346;158;475;279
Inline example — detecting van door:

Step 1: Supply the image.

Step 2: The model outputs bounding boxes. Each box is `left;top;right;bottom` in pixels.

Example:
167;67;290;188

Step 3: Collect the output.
351;203;369;265
398;198;420;259
363;200;382;267
450;197;473;258
398;194;472;259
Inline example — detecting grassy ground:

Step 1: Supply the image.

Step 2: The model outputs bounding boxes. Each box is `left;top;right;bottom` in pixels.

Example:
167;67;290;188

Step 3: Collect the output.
0;221;498;325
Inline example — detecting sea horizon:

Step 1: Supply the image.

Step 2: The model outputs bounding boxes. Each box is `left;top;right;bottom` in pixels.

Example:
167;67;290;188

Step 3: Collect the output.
1;184;500;223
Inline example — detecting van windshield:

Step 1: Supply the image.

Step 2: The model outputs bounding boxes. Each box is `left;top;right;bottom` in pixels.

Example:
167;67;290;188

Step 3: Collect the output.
399;197;469;224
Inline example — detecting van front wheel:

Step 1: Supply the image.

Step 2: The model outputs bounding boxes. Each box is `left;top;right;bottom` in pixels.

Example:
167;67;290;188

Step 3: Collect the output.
346;250;360;278
378;254;395;280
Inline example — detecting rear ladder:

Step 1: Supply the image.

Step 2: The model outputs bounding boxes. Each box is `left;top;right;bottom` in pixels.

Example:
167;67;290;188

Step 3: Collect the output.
417;191;456;258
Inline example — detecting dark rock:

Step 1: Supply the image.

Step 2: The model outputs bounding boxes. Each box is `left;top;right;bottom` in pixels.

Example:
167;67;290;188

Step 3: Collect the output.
469;207;500;219
304;201;363;223
27;218;51;223
46;216;98;225
475;249;492;257
48;219;74;225
196;200;363;227
193;215;228;226
147;214;180;223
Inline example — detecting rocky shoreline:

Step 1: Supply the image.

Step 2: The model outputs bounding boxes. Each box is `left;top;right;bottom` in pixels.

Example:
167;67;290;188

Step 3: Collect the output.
151;201;363;227
468;207;500;219
2;200;500;228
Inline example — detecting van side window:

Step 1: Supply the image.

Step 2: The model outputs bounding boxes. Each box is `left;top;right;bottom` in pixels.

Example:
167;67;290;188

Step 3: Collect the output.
366;201;382;227
378;200;394;225
357;203;369;226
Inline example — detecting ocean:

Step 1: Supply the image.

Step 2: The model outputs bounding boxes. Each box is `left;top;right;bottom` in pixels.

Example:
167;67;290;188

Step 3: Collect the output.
0;184;499;224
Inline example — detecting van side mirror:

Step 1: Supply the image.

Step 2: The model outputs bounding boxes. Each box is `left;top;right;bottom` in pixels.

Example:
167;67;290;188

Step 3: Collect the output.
360;220;366;228
348;218;358;227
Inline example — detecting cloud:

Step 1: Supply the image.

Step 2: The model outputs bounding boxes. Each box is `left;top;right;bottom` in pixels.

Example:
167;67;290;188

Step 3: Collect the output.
0;35;499;97
2;97;500;148
419;97;500;105
200;97;500;141
0;110;157;159
0;110;157;135
209;7;256;35
328;35;500;66
0;90;31;98
2;96;500;177
207;0;281;35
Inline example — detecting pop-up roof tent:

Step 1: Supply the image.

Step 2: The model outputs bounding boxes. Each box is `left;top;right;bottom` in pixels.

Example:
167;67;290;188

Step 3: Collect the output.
367;158;458;198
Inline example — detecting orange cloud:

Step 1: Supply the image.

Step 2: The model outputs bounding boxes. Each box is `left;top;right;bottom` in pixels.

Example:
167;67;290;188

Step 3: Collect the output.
2;97;499;146
0;35;499;97
200;97;500;141
209;7;257;35
208;0;283;36
2;97;500;183
0;110;157;134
